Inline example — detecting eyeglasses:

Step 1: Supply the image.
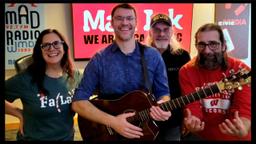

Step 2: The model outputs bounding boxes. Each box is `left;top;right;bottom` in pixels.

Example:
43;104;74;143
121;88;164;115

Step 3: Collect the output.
40;40;64;50
152;27;170;34
195;41;221;51
113;16;135;22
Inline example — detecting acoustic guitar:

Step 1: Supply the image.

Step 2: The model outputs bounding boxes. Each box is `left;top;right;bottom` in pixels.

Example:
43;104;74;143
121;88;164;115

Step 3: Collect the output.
78;68;251;141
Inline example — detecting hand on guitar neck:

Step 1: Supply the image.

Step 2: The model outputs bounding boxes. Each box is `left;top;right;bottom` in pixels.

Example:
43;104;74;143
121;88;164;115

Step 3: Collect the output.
150;96;172;121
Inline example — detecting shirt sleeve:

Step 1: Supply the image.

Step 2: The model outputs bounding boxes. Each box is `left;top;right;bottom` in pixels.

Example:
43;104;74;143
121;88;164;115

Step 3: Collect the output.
152;52;170;100
179;66;203;120
72;54;100;101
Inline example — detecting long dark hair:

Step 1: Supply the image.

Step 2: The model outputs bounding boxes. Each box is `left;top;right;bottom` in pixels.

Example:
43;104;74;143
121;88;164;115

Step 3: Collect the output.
195;23;228;70
27;29;74;96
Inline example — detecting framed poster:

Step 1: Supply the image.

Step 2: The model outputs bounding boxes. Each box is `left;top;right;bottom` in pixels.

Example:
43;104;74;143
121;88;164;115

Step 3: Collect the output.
5;3;45;69
215;3;251;67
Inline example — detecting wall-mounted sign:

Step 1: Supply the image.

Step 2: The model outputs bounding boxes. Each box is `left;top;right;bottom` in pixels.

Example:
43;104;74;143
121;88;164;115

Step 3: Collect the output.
5;3;44;69
72;3;193;60
215;3;251;67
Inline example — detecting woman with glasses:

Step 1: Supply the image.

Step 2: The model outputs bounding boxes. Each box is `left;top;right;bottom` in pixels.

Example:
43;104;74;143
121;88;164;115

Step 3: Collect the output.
5;29;81;141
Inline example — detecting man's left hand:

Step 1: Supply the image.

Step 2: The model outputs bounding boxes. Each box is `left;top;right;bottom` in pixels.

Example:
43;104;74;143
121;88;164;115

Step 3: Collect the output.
219;111;250;137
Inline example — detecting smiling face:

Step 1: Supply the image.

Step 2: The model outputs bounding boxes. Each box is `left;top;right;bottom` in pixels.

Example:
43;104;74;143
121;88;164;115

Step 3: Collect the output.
111;8;137;42
41;33;65;66
196;30;226;70
150;22;172;49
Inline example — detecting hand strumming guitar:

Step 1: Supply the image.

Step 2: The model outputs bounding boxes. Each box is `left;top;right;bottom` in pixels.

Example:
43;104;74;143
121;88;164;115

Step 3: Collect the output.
110;112;144;139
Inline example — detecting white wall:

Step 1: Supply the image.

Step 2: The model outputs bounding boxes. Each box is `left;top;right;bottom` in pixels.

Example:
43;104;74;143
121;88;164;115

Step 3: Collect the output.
43;3;89;70
190;3;215;58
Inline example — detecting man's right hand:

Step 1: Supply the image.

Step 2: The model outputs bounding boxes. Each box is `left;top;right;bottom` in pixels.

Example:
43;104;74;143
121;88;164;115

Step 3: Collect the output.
184;108;205;133
111;112;143;139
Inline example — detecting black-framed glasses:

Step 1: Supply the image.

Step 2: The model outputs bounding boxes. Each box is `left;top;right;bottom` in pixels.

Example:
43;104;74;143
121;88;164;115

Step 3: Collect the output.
195;41;221;51
113;16;135;22
40;40;64;50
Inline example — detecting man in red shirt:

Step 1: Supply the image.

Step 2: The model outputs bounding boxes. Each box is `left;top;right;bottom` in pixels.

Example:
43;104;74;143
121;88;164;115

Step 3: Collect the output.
179;23;251;141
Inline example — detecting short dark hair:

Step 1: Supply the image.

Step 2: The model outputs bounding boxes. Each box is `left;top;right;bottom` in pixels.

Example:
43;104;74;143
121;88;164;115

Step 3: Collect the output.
195;23;225;45
111;3;137;18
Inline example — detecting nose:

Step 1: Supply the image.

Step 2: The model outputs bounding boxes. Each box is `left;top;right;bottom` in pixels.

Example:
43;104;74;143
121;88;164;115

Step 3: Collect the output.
203;45;213;54
159;30;165;36
47;44;56;51
121;18;129;24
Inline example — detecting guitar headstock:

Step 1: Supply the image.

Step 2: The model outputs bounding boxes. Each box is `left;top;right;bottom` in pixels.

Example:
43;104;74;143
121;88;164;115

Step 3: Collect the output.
217;68;251;92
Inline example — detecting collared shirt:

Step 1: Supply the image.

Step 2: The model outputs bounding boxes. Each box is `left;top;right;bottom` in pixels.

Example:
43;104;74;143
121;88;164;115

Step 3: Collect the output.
73;41;169;101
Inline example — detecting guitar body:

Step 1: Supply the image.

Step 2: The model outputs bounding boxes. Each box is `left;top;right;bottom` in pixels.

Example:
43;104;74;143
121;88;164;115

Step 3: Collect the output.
78;90;159;141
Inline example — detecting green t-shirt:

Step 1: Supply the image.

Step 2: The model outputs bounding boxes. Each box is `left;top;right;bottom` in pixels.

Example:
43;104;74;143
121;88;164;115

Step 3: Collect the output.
5;70;82;141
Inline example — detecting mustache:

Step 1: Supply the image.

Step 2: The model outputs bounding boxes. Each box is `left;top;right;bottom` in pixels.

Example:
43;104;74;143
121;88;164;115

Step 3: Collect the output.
199;52;223;68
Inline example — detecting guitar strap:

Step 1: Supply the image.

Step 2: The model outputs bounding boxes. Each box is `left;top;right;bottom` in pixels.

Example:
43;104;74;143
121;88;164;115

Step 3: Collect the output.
137;41;153;95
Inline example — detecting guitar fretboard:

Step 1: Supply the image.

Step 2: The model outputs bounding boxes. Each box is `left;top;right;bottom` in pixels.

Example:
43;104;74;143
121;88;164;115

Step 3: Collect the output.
128;84;220;123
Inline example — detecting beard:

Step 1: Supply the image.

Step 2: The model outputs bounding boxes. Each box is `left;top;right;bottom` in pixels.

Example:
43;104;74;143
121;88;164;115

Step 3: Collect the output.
199;51;224;70
154;38;169;49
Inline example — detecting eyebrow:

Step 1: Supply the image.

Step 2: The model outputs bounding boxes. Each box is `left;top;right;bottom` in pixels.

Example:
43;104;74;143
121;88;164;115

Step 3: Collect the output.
198;40;219;43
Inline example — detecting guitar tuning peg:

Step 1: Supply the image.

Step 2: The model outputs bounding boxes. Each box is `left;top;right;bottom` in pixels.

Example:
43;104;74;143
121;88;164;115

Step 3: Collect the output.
234;82;242;91
232;74;237;79
229;69;235;74
222;73;228;82
239;67;246;74
238;64;244;70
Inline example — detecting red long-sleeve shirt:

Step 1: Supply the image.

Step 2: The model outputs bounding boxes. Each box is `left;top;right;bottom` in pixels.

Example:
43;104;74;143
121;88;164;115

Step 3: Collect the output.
179;57;251;141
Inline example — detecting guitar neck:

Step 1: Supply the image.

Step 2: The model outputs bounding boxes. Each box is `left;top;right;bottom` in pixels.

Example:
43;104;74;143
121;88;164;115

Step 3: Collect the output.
160;84;220;111
128;83;221;123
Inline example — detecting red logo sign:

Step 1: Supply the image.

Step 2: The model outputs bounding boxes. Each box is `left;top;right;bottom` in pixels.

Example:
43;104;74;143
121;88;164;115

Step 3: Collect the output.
72;4;193;59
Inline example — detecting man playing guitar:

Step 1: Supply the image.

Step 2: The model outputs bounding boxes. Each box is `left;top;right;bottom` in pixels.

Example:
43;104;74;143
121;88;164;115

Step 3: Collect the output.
72;3;171;140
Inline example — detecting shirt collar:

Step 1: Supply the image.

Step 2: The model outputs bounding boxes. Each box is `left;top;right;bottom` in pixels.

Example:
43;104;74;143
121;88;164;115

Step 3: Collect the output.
111;41;140;56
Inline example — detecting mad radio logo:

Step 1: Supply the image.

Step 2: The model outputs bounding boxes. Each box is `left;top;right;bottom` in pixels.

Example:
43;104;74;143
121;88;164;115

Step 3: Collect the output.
5;3;44;69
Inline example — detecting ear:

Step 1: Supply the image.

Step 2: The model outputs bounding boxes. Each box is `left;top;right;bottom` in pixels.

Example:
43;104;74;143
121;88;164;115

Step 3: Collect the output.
111;19;113;27
149;29;152;37
222;42;227;52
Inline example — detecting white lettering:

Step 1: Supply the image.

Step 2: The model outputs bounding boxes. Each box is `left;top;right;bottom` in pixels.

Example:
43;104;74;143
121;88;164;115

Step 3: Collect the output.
60;95;68;105
168;9;183;30
83;10;105;32
49;99;55;107
40;97;47;108
66;96;72;103
105;15;113;32
143;9;153;31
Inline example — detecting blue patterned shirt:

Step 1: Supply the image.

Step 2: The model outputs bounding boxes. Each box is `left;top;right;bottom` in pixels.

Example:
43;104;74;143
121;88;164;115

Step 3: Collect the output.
73;41;169;101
